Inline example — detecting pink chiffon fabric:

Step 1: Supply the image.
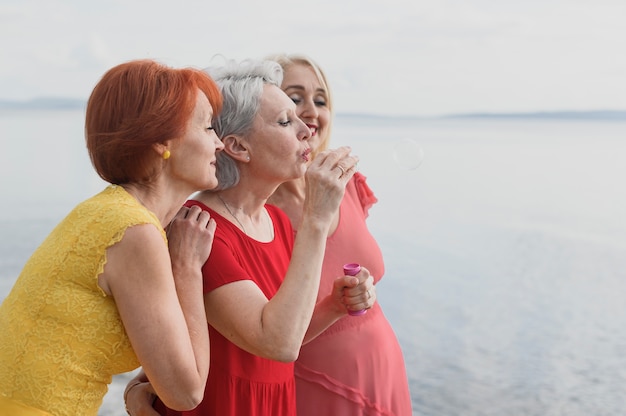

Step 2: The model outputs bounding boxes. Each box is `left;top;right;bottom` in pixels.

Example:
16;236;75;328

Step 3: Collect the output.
295;172;413;415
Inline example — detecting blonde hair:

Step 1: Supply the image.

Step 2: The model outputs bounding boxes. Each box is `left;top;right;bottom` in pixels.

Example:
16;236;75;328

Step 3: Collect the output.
265;54;334;158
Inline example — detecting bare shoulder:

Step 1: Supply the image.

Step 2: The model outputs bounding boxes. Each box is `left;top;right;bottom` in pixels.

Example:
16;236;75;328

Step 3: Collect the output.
100;223;170;294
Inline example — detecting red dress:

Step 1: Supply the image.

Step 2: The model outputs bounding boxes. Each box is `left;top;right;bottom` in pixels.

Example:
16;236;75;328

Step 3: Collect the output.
295;172;413;415
154;201;297;416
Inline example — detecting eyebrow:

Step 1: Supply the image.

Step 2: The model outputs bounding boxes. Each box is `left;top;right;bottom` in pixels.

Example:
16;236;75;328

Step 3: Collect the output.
283;84;305;91
284;84;327;95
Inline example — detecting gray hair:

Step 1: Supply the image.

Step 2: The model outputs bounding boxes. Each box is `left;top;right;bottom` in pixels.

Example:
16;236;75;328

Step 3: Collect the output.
204;58;284;189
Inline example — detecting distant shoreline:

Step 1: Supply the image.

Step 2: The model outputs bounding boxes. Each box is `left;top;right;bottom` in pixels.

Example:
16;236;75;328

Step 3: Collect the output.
442;110;626;121
1;98;625;121
0;98;87;111
338;110;626;121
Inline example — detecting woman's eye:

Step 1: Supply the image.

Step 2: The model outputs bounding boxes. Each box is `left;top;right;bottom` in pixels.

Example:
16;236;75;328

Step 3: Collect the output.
289;96;302;105
315;100;327;107
207;126;214;131
278;120;292;127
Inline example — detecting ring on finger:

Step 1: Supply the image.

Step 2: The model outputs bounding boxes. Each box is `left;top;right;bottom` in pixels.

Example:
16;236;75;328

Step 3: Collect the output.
367;289;372;299
336;165;346;176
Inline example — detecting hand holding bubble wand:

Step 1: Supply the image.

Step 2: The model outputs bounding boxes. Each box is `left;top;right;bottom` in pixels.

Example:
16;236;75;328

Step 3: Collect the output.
343;263;367;316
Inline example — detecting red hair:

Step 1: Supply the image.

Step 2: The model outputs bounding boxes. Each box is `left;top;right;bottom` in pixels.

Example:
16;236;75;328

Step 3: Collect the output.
85;59;222;184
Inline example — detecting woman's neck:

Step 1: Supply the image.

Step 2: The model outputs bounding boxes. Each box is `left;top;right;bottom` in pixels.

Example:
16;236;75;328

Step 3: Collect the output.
120;182;185;228
195;188;274;242
269;177;307;231
271;177;306;203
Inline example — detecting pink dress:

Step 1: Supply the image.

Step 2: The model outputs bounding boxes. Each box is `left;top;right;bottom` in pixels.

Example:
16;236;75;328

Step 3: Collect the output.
295;172;413;415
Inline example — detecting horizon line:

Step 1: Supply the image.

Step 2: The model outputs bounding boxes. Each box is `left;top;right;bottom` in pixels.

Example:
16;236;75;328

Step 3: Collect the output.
1;97;625;120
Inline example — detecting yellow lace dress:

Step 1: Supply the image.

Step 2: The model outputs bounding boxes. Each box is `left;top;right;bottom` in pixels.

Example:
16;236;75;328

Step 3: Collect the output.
0;185;166;416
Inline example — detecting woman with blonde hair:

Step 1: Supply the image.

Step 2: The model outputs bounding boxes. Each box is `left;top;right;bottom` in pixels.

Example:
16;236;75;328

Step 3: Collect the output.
267;53;413;415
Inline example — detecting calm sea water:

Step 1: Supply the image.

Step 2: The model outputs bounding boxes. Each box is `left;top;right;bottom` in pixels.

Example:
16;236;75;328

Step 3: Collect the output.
1;109;625;415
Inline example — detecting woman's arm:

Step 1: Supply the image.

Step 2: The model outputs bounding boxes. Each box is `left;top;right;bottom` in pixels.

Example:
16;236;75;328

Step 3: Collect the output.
204;148;359;362
102;205;214;411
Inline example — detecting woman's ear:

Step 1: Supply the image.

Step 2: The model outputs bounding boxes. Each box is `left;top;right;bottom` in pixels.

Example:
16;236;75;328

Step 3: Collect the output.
153;141;172;160
222;135;250;162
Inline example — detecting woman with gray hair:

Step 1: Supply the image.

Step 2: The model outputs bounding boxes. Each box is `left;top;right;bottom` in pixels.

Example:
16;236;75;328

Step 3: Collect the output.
124;58;376;416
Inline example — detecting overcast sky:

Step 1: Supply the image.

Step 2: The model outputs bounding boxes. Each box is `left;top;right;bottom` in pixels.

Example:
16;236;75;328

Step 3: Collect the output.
1;0;624;116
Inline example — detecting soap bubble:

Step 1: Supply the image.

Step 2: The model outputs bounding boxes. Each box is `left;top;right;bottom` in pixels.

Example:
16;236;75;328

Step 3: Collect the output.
392;138;424;171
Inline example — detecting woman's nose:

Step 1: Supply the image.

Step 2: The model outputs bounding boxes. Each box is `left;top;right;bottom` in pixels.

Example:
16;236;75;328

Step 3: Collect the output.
298;118;312;141
299;99;319;119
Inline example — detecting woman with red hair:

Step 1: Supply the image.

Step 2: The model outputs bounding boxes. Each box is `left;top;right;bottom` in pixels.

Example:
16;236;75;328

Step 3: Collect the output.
0;59;223;416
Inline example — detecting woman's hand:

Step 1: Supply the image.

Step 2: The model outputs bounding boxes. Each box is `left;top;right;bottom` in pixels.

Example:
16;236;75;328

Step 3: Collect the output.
124;378;159;416
333;265;376;314
303;146;359;225
167;204;217;279
301;266;376;344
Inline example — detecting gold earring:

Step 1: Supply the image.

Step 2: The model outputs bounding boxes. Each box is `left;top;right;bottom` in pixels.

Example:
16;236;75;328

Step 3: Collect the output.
163;150;171;160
